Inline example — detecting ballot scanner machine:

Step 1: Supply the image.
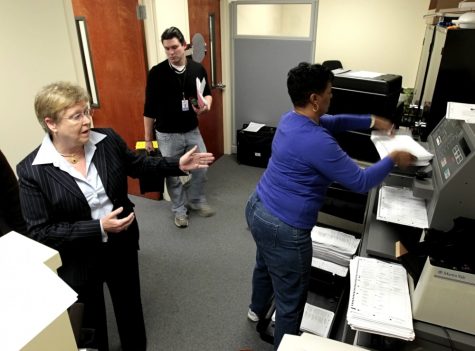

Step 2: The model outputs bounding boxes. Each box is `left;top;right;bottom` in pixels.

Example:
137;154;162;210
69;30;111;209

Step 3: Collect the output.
413;117;475;232
353;117;475;350
409;117;475;336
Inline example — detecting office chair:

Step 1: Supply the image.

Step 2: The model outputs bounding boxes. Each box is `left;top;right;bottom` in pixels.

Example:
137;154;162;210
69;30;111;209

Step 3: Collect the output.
322;60;343;70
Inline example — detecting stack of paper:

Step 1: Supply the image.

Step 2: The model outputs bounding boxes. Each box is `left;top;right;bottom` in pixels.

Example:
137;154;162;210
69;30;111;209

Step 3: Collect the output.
377;185;428;228
311;226;360;277
370;130;433;166
272;303;334;338
300;303;334;337
347;256;415;341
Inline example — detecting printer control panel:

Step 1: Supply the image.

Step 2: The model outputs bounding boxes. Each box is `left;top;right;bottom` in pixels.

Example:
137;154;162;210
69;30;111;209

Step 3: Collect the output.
430;119;473;183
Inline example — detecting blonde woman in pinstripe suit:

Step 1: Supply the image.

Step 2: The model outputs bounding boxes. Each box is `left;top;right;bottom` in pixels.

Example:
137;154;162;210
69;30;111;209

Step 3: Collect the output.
17;81;214;351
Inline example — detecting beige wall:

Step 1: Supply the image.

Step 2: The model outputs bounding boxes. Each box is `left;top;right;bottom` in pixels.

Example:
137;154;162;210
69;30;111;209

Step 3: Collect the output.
0;0;84;172
316;0;430;88
236;4;312;37
220;0;430;152
143;0;190;68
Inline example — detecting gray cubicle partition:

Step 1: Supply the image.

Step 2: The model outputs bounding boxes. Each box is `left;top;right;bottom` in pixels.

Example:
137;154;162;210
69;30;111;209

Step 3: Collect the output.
231;1;317;148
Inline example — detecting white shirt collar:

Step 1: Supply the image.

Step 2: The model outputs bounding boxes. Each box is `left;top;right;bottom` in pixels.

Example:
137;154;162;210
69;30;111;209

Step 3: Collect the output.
32;130;107;166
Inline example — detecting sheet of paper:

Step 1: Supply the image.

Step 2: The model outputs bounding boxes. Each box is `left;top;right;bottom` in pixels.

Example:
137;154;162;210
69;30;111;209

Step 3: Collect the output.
446;101;475;123
370;131;433;166
242;122;266;132
196;77;208;108
377;186;428;228
344;70;383;79
332;68;350;75
311;257;348;277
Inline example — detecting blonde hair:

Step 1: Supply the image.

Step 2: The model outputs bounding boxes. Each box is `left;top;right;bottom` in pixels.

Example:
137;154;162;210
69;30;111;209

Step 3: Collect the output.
34;81;90;133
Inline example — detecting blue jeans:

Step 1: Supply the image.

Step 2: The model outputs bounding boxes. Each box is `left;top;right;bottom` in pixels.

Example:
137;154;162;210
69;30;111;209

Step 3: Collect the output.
245;192;312;350
156;128;208;216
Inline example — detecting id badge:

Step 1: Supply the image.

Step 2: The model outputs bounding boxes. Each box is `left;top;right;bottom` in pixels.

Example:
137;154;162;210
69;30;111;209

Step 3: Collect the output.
182;99;189;111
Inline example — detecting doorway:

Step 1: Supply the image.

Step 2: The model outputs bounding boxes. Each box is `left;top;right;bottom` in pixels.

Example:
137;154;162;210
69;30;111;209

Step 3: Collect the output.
188;0;225;159
72;0;159;199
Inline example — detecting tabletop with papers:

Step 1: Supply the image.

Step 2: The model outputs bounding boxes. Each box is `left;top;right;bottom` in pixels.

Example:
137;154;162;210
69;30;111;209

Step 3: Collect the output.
278;332;367;350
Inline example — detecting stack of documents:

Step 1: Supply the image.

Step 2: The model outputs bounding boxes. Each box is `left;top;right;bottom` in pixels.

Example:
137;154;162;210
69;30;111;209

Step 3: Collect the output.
347;256;415;341
370;130;433;166
377;185;428;228
300;303;334;337
310;226;361;277
272;303;334;337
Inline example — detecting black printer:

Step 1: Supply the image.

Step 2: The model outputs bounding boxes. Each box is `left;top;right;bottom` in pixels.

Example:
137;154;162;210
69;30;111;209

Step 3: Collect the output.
327;70;403;163
328;70;402;120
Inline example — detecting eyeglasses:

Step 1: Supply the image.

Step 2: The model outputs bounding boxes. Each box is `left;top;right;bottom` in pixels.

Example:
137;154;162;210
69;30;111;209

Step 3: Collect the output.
65;108;94;122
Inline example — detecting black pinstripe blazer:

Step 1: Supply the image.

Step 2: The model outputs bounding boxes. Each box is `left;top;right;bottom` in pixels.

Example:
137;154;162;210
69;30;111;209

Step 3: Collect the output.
17;128;183;286
0;149;26;235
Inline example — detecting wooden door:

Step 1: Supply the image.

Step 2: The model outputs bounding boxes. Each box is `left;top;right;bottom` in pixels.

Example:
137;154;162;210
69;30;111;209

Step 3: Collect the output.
72;0;160;199
188;0;224;159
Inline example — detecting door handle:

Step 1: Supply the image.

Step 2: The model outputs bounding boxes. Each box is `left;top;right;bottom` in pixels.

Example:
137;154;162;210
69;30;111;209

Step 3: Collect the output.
213;82;226;90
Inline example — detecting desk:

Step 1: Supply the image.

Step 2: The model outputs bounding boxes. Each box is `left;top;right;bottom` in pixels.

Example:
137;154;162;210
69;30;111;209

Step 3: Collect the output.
278;332;366;351
0;232;78;351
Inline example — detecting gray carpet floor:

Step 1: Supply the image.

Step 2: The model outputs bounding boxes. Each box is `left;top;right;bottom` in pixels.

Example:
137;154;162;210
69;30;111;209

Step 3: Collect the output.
105;155;274;351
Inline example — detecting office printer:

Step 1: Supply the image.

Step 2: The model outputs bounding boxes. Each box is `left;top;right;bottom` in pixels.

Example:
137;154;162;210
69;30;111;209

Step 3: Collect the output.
329;70;402;119
408;117;475;336
328;70;403;163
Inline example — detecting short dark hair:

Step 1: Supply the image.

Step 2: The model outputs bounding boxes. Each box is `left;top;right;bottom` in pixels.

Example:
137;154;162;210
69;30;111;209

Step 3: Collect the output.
161;26;186;45
287;62;334;107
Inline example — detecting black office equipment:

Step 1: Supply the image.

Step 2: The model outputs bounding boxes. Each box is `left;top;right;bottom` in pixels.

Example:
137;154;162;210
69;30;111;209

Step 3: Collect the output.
236;124;276;168
326;70;403;163
411;26;475;140
329;70;403;120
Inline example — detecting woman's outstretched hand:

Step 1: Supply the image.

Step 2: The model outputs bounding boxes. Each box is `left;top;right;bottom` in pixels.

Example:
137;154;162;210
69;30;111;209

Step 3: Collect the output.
179;145;215;172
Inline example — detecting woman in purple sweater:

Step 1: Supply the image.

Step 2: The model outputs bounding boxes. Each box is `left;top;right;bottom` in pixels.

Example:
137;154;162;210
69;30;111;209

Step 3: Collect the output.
245;62;415;349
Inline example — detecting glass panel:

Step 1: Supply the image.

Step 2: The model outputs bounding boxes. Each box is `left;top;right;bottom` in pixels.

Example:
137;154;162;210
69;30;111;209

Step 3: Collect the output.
237;3;312;37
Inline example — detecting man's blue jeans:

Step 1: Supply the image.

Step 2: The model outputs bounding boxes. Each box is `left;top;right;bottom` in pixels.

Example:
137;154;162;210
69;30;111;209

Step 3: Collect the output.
245;191;312;350
156;127;208;216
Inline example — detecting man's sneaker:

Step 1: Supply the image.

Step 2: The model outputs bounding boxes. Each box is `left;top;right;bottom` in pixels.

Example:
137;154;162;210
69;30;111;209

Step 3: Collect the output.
247;308;259;322
174;214;189;228
187;202;215;217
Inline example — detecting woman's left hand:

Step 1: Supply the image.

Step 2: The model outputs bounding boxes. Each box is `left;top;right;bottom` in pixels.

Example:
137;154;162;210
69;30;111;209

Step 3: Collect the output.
179;145;215;171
